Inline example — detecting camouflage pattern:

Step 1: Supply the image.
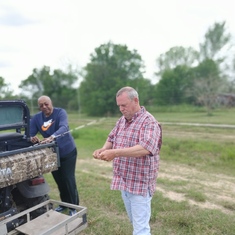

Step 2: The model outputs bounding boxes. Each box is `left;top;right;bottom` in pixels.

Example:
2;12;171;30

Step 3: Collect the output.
0;147;58;188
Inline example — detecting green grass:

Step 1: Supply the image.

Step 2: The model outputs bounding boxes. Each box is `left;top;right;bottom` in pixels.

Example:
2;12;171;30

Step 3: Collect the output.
45;108;235;235
148;106;235;124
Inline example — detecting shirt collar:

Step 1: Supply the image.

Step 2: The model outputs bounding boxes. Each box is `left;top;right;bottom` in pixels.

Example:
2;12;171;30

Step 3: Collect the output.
125;106;145;123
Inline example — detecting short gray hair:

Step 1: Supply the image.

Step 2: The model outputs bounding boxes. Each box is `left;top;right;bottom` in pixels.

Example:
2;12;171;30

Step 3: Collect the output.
116;86;139;100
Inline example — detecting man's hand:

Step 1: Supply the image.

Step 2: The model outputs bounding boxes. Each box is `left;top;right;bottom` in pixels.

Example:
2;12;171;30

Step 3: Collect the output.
41;136;55;144
93;148;105;159
30;136;40;144
94;149;117;162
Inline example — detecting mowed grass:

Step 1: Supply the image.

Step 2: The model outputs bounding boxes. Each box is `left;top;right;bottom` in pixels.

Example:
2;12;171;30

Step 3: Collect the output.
44;108;235;235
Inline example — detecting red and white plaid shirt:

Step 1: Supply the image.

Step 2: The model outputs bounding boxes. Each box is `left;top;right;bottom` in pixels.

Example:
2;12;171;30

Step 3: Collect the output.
107;106;162;196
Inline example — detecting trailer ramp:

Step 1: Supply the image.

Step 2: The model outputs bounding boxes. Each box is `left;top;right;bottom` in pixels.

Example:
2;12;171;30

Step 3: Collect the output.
0;199;87;235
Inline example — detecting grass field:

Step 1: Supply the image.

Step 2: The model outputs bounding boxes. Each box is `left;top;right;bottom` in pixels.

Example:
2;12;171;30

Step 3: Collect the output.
45;108;235;235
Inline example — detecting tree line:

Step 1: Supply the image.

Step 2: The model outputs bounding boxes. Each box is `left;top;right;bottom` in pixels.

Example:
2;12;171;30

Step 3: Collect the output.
0;21;234;116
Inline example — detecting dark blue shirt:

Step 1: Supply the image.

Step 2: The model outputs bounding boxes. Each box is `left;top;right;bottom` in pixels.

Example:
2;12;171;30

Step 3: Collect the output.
30;107;76;158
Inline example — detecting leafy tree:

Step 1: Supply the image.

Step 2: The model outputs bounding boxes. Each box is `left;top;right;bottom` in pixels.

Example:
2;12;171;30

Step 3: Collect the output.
190;59;223;114
229;56;235;92
19;66;78;111
131;78;155;106
154;46;199;106
0;76;14;99
79;41;150;116
156;46;199;75
199;21;231;63
154;65;194;105
190;21;233;113
154;21;233;111
224;55;235;93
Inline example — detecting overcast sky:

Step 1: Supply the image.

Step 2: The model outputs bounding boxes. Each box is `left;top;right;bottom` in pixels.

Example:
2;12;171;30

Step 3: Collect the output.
0;0;235;94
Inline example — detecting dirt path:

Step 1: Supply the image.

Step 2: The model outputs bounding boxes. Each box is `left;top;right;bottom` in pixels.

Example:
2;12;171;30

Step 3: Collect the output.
158;161;235;214
79;157;235;215
158;124;234;214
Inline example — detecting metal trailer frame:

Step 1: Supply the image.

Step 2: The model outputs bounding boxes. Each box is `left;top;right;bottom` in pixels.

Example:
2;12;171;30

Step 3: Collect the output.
0;199;87;235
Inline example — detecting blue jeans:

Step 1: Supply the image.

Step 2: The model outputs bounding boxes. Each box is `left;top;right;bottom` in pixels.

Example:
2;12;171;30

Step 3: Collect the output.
121;190;152;235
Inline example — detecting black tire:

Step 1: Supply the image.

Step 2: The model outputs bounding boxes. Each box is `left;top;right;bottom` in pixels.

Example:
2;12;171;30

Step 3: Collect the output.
12;188;52;219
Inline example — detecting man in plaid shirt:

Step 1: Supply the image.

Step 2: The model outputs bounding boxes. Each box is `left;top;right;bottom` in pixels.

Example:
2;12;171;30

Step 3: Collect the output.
93;86;162;235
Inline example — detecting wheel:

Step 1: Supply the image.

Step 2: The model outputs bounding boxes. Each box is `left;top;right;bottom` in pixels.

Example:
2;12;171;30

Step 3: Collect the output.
12;188;52;219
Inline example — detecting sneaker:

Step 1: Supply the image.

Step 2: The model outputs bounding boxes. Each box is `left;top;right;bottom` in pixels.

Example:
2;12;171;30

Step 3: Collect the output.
55;206;66;212
69;209;77;216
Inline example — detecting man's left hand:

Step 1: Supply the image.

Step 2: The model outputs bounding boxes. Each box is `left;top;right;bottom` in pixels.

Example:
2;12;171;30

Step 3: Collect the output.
98;149;116;162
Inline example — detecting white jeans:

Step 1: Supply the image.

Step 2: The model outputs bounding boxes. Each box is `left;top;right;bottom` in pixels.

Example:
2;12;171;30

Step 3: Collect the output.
121;190;152;235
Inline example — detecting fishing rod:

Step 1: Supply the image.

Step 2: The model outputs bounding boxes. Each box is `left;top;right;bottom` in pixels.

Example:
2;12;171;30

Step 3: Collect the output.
53;120;97;139
34;120;101;146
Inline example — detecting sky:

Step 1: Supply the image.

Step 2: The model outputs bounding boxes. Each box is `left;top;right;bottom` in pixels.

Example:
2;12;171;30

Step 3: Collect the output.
0;0;235;94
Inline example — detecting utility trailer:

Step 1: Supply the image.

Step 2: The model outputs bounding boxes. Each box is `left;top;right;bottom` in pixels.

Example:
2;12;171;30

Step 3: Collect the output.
0;100;87;234
0;199;87;235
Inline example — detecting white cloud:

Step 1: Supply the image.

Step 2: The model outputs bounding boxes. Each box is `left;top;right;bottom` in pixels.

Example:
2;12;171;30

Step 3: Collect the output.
0;0;235;94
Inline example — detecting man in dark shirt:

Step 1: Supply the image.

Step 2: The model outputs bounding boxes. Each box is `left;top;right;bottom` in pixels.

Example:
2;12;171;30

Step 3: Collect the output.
30;96;79;216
